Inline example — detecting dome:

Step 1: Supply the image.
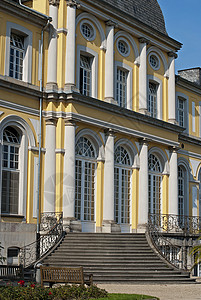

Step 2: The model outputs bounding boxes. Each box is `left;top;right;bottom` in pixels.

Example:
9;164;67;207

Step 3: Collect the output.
99;0;167;35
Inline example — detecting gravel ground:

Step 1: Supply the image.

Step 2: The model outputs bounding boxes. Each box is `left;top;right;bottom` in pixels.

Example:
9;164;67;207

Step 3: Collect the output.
97;283;201;300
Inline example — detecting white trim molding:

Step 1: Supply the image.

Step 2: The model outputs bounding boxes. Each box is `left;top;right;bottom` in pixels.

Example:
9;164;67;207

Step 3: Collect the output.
76;45;98;98
114;138;139;168
114;31;140;65
5;22;33;83
76;12;106;50
75;128;105;161
147;46;168;77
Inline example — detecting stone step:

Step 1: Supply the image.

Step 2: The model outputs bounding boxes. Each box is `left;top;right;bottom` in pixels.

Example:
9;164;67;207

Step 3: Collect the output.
53;249;154;254
42;233;195;284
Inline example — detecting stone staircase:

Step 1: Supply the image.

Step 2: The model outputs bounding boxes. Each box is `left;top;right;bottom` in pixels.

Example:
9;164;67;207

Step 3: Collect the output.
42;233;196;284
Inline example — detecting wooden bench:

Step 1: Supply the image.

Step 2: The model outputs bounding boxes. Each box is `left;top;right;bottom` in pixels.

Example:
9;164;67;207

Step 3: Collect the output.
40;266;93;287
0;265;24;281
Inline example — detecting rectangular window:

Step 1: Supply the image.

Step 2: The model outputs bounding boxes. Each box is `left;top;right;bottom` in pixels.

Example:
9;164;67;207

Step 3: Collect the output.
116;68;127;108
9;33;24;80
80;55;91;96
2;170;19;214
192;101;195;132
178;98;185;127
148;82;157;118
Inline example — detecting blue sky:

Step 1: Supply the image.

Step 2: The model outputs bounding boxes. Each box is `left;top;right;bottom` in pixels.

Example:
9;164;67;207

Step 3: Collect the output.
157;0;201;73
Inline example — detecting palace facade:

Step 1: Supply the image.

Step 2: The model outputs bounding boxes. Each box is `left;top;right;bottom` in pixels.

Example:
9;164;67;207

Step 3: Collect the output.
0;0;201;265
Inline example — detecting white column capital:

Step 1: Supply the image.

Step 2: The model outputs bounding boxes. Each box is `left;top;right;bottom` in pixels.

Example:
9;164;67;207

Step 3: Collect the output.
66;0;80;8
139;138;149;146
168;51;178;59
64;119;76;127
45;118;57;126
105;20;118;28
49;0;60;6
138;37;150;45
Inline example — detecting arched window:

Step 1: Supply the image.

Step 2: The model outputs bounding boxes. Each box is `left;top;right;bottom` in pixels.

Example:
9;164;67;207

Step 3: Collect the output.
148;154;162;215
75;137;97;222
2;126;21;214
114;146;132;224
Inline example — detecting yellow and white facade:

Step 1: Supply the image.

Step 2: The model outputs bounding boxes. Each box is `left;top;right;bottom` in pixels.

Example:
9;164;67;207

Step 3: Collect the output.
0;0;201;261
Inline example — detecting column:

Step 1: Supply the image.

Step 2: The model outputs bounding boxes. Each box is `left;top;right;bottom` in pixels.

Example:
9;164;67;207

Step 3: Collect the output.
63;120;76;221
138;139;149;232
104;21;116;104
65;0;80;91
168;52;177;124
102;130;116;232
46;0;59;91
138;38;149;114
44;118;57;212
169;147;178;215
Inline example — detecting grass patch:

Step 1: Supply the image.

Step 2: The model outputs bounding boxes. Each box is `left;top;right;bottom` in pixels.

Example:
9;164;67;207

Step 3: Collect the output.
96;294;159;300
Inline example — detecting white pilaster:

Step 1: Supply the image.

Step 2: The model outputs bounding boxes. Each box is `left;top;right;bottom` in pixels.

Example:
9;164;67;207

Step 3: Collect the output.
63;120;76;220
103;130;115;231
104;21;116;104
139;38;149;114
169;147;178;215
47;0;59;90
138;139;149;232
44;118;57;212
65;0;80;91
168;52;177;124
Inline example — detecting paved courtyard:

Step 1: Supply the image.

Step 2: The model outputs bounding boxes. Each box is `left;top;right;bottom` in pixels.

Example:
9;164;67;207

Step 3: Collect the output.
98;283;201;300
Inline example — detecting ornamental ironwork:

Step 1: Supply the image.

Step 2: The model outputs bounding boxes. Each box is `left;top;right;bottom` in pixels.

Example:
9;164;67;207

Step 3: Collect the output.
40;212;63;232
149;213;201;235
147;214;187;270
19;212;63;268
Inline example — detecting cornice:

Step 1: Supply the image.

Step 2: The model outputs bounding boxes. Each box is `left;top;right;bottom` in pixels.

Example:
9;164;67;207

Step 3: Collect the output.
79;0;182;52
0;0;51;27
44;90;184;136
0;76;42;98
43;110;180;148
176;75;201;96
179;133;201;146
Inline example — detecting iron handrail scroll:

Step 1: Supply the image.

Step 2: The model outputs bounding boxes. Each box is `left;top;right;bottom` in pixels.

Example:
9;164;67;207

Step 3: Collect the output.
147;213;188;270
19;212;63;268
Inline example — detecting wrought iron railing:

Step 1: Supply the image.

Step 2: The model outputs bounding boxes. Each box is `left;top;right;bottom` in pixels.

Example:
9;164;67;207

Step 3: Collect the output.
147;214;188;270
19;212;63;268
149;213;201;235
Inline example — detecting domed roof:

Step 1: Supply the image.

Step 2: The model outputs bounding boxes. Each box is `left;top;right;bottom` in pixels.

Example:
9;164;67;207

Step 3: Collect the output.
100;0;167;35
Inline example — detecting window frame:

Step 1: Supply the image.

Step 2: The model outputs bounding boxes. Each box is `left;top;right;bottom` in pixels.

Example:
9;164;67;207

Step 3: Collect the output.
115;61;133;110
147;75;163;120
5;22;33;83
76;45;98;98
176;92;189;133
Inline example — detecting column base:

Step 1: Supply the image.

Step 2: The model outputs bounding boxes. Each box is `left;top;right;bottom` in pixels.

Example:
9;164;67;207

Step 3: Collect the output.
64;83;79;93
137;223;147;233
104;97;118;105
139;108;149;115
46;82;58;92
168;118;178;125
102;220;121;233
63;217;82;233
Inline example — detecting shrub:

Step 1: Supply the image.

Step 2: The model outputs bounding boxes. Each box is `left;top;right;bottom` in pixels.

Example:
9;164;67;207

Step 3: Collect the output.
0;283;108;300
